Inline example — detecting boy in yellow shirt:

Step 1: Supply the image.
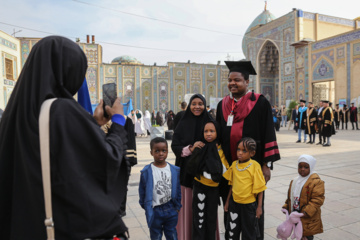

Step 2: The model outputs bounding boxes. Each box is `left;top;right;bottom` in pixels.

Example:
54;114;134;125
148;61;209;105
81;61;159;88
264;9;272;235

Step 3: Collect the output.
223;137;267;240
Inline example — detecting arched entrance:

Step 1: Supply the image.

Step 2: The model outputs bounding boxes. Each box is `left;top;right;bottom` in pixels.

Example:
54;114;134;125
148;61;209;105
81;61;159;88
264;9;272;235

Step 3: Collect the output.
258;41;279;106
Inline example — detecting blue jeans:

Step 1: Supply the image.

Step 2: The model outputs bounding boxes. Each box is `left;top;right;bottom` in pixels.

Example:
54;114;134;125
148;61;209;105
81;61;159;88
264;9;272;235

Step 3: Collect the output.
281;115;287;127
150;201;178;240
298;129;307;141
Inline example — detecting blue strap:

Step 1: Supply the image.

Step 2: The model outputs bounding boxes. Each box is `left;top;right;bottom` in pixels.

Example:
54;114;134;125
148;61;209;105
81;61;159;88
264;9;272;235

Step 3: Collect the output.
111;114;126;126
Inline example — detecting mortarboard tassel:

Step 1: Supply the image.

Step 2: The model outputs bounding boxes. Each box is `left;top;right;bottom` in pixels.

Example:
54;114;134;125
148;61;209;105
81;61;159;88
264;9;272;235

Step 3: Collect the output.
250;90;255;101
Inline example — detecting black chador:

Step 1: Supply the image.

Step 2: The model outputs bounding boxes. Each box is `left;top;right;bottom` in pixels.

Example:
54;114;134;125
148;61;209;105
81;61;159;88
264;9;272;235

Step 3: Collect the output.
333;106;341;130
0;36;129;239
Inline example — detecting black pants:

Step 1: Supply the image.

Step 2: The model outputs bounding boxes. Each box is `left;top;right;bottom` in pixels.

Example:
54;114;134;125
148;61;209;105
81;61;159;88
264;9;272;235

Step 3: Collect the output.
351;121;359;129
342;121;348;129
192;180;219;240
335;120;340;129
309;133;315;142
225;198;259;240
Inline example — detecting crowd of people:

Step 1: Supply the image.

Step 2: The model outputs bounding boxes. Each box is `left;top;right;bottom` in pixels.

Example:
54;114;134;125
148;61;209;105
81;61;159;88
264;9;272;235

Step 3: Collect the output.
271;100;359;147
0;36;328;240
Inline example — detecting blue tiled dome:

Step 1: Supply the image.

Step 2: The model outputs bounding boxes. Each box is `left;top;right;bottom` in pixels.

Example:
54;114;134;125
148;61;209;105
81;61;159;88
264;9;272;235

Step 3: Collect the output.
242;9;276;57
111;55;142;65
245;10;275;34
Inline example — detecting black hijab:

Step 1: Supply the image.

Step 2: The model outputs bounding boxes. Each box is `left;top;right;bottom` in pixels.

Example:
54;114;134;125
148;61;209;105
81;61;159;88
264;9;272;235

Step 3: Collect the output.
0;36;128;239
187;119;222;183
171;94;211;187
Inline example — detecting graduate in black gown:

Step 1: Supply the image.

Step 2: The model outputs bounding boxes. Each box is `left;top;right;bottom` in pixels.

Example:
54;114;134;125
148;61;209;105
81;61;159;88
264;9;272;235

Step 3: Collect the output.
0;36;129;240
321;100;334;146
305;102;317;144
216;61;280;240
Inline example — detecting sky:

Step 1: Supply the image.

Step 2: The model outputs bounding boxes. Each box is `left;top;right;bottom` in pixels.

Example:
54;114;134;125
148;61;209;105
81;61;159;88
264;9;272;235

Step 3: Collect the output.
1;0;359;66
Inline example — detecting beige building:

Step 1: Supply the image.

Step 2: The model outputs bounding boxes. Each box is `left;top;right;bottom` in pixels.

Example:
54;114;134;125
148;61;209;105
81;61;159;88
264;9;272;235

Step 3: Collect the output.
242;7;360;106
0;31;21;110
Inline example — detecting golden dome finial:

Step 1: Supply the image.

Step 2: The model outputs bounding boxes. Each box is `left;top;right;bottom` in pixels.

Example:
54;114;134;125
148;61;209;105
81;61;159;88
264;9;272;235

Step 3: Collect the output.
264;1;267;11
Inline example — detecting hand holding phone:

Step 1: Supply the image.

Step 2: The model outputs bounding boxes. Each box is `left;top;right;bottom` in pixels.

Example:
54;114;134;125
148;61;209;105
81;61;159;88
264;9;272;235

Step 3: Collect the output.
102;83;117;118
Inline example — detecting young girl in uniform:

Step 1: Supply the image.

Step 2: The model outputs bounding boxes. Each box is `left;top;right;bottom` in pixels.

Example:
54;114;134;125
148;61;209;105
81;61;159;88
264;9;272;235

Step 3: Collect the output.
282;155;325;240
223;137;267;240
187;119;229;240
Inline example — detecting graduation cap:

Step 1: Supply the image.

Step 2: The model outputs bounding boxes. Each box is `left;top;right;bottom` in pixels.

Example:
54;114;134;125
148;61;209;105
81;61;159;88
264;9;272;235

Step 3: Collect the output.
343;104;347;107
336;104;339;106
323;100;329;103
225;61;257;75
300;99;306;103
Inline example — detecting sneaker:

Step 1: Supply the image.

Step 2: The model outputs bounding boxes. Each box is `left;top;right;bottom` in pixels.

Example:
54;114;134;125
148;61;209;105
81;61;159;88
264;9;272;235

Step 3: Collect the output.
323;143;331;147
296;140;301;143
306;141;311;144
316;142;322;145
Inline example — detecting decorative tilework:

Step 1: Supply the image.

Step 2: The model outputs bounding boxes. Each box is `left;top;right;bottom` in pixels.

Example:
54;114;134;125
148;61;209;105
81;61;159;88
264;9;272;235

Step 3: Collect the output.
261;84;274;104
158;68;169;78
312;30;360;50
84;44;98;64
283;28;292;57
318;15;355;27
124;80;134;103
222;82;228;97
304;46;309;100
202;66;206;93
0;36;17;50
175;63;185;68
353;42;360;56
207;83;216;103
186;66;190;93
296;48;305;68
21;40;30;66
284;81;293;100
313;59;334;81
159;81;168;112
117;67;122;97
124;66;134;77
284;62;292;76
311;49;334;66
153;68;157;108
4;79;15;86
175;81;185;112
303;12;315;20
142;67;151;77
217;67;221;97
136;67;140;109
337;47;345;59
170;66;174;111
100;66;103;96
206;65;216;69
191;69;201;79
141;80;151;111
191;82;200;94
105;65;116;77
105;77;116;83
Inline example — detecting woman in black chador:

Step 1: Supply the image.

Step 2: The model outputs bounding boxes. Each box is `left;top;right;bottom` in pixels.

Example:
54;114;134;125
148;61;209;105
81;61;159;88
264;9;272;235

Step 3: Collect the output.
0;36;129;239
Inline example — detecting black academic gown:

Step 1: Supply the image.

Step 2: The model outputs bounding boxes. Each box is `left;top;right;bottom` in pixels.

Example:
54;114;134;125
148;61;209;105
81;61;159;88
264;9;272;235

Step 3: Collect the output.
0;36;128;240
322;107;333;137
350;107;358;122
334;109;341;125
305;108;317;134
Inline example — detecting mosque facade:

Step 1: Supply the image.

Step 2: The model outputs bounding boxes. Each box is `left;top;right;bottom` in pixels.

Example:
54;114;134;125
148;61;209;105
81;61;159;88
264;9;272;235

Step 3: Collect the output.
1;8;360;111
242;7;360;106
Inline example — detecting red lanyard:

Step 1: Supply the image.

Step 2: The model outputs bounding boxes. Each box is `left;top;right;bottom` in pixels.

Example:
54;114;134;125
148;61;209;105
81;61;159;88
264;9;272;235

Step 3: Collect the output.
231;98;235;115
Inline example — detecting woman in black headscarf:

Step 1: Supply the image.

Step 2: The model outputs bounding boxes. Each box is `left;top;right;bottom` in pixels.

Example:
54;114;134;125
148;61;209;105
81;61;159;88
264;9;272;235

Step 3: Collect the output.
171;94;211;240
167;110;176;130
0;36;129;239
156;111;164;126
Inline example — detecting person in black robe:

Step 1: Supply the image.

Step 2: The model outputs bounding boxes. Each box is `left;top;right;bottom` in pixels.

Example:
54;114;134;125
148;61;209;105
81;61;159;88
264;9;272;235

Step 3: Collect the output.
350;102;359;130
296;99;308;143
316;101;325;144
333;104;341;130
0;36;129;240
291;105;299;132
167;110;176;130
156;111;164;126
216;61;280;240
305;102;317;144
321;101;333;146
151;110;156;125
342;104;349;130
171;94;212;240
173;101;187;130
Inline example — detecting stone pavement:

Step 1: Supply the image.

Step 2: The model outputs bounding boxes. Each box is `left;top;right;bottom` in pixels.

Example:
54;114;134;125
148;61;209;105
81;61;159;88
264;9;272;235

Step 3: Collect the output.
123;127;360;239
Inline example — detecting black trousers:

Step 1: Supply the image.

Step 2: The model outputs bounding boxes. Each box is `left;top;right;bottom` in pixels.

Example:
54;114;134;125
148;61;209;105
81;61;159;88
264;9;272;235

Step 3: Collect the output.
225;198;260;240
335;120;340;129
192;180;219;240
351;121;359;129
341;121;348;129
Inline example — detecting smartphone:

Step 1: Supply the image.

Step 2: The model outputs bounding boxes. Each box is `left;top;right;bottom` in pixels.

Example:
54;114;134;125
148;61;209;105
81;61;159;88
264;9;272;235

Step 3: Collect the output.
102;83;117;117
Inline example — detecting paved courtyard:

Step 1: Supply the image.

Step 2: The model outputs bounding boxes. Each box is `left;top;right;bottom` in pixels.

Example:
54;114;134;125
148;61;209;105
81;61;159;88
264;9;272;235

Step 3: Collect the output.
123;126;360;239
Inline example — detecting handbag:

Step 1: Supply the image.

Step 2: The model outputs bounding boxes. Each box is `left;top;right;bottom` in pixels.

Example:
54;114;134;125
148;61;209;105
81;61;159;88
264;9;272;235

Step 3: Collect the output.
39;98;57;240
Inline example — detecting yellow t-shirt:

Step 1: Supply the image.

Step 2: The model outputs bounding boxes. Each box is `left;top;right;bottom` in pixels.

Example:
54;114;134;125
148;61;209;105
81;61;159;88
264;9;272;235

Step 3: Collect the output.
195;145;229;187
223;159;267;204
